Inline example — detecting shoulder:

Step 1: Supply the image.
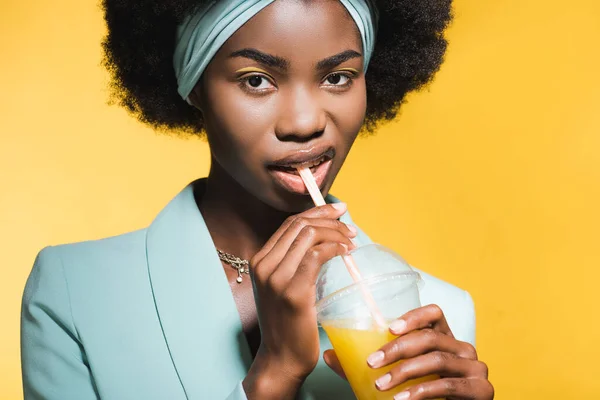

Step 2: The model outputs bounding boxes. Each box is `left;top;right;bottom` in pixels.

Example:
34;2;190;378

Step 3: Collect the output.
50;228;147;263
24;229;157;338
27;229;149;300
40;229;146;270
415;269;476;346
22;229;147;330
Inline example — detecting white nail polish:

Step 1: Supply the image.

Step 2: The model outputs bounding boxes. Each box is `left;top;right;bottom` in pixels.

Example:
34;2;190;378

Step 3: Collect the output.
389;319;407;334
394;391;410;400
367;350;384;367
375;373;391;389
331;203;347;210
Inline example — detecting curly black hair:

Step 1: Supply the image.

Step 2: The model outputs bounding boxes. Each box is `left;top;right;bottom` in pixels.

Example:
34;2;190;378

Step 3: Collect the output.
101;0;453;135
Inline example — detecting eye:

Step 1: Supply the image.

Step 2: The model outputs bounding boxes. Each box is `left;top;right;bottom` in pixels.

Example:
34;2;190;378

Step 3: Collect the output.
322;72;353;88
240;74;275;91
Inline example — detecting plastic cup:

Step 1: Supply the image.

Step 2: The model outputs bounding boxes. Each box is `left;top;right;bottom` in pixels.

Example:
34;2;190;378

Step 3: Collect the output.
316;244;440;400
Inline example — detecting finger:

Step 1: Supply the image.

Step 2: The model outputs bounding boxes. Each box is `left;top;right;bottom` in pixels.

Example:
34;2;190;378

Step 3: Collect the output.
282;241;349;305
293;240;350;285
368;329;478;369
265;216;356;268
374;352;489;392
252;203;349;264
251;215;355;282
389;304;454;338
391;377;495;400
323;349;346;380
263;225;355;287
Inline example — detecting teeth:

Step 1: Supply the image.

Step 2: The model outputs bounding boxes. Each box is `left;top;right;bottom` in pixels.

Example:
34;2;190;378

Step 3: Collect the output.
290;156;326;169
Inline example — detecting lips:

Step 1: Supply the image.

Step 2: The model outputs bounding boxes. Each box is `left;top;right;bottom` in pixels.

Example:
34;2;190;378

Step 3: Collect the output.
267;147;335;194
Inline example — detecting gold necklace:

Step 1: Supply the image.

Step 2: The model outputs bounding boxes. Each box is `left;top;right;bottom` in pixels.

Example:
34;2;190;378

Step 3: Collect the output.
217;249;250;284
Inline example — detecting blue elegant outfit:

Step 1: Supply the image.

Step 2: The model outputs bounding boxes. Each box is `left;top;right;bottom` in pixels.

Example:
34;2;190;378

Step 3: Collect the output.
21;180;475;399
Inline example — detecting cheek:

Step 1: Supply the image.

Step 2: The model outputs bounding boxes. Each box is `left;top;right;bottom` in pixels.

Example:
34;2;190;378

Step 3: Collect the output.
202;82;277;188
330;82;367;146
204;82;274;156
208;83;274;147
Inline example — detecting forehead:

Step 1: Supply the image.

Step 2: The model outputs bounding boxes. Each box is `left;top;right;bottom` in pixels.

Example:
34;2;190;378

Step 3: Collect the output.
218;0;363;64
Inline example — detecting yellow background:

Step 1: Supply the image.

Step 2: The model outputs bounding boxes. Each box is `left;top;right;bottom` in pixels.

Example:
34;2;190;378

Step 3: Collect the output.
1;0;598;398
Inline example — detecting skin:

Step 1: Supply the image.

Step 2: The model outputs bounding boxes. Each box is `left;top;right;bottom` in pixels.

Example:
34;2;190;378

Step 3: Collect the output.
187;0;494;399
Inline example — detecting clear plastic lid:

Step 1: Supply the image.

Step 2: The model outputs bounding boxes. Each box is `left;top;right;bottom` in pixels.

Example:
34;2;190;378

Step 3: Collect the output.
316;270;421;315
315;244;422;313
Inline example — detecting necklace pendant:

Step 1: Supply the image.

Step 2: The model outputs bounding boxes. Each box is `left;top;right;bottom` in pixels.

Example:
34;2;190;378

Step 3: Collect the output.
217;249;250;284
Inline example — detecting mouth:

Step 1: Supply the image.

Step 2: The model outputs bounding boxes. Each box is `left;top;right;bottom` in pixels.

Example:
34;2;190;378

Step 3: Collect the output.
267;147;335;195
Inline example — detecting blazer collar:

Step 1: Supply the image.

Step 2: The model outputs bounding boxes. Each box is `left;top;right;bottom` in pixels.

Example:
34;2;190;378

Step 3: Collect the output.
145;179;368;398
146;179;252;398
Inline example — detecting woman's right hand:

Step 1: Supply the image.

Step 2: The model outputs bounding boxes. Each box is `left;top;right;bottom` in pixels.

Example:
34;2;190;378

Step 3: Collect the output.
242;203;357;399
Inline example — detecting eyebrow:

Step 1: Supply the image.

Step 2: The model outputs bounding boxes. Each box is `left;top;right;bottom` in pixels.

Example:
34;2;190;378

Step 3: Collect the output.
315;49;362;71
229;48;289;70
229;48;362;72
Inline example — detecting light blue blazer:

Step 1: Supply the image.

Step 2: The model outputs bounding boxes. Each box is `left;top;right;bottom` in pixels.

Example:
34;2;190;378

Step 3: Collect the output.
21;180;476;400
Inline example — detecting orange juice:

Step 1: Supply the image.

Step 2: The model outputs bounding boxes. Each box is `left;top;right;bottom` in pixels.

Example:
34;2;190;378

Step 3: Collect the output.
323;323;440;400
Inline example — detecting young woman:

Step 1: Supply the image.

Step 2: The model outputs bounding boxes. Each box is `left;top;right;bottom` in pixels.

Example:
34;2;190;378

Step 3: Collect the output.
21;0;494;399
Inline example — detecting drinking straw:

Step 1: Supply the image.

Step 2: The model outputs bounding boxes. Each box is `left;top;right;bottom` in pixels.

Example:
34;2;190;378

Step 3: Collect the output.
297;167;387;329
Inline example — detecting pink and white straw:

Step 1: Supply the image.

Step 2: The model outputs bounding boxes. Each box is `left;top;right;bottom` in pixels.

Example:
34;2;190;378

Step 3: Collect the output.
297;167;387;329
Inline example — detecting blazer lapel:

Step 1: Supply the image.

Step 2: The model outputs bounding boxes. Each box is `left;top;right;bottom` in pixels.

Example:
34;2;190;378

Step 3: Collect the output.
146;180;252;399
144;182;371;399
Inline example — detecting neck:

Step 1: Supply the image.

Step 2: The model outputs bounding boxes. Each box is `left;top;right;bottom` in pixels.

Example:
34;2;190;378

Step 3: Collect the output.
197;160;293;261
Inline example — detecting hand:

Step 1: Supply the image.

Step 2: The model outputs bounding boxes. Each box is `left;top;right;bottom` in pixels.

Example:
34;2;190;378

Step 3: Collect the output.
243;203;357;398
372;304;493;399
324;305;494;400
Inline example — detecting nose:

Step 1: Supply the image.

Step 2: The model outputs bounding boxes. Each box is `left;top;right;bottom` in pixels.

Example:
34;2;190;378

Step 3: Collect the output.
274;86;327;142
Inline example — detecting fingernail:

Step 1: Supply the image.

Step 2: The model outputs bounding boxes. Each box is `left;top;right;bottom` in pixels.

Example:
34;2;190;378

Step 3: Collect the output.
375;373;391;390
341;243;349;252
367;350;384;367
389;319;407;334
394;392;410;400
331;203;347;211
347;225;358;236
